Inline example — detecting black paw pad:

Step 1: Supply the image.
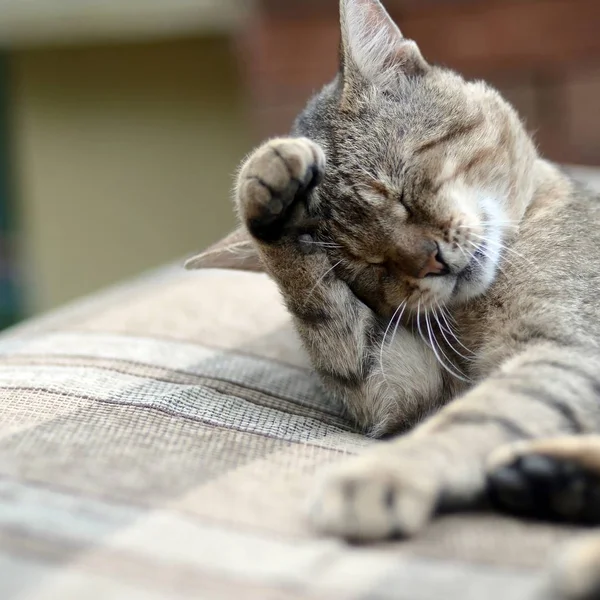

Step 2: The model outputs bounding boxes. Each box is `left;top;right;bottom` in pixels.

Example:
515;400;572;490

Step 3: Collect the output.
247;180;303;243
488;454;600;524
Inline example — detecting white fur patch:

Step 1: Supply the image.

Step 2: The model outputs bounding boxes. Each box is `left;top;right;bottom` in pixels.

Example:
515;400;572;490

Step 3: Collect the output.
442;182;508;304
478;192;505;285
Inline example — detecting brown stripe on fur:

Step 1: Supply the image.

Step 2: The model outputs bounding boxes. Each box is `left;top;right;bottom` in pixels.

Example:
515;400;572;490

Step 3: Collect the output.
427;410;534;440
366;179;391;198
501;383;588;434
432;146;499;194
288;303;333;326
519;359;600;391
318;365;365;390
413;117;483;156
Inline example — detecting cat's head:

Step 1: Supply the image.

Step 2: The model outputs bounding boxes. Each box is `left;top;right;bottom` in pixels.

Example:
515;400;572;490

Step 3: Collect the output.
294;0;538;318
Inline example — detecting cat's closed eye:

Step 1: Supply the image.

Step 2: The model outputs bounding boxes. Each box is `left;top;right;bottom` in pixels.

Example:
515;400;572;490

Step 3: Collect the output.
396;189;410;214
366;179;390;200
365;179;411;216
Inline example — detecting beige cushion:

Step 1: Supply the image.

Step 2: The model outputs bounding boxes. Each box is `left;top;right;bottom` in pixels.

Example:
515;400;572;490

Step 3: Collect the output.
0;263;577;599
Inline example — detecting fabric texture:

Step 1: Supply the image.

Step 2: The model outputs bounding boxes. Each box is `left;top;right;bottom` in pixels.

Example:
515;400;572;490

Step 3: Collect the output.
0;265;582;600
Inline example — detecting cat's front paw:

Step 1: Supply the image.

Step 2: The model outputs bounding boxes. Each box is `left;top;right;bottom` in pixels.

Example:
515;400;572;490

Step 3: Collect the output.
236;137;326;243
308;450;439;541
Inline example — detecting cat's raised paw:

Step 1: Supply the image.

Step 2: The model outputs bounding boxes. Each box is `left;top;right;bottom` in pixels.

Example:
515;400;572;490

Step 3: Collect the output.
487;437;600;524
236;137;326;243
309;452;438;541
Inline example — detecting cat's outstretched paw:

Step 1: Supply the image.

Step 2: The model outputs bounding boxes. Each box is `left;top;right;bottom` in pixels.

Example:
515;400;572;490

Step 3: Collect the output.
487;436;600;524
308;450;439;541
236;137;326;243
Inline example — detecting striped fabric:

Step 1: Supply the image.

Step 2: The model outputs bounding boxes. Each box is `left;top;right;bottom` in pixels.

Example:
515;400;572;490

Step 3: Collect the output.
0;265;584;599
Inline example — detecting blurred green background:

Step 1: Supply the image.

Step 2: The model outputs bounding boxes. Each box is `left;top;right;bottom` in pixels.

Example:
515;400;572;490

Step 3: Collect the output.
0;0;597;325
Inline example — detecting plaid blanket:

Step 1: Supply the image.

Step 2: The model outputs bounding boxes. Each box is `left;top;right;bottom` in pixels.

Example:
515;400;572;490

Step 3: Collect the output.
0;263;585;599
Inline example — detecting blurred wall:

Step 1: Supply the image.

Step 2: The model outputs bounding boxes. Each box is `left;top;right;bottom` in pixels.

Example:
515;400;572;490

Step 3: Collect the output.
243;0;600;165
9;36;251;313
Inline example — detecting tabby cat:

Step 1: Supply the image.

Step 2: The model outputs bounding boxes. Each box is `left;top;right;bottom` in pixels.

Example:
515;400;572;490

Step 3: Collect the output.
197;0;600;597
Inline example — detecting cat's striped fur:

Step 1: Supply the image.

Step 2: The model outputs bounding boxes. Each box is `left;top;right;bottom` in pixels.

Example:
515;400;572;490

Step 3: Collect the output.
234;1;600;597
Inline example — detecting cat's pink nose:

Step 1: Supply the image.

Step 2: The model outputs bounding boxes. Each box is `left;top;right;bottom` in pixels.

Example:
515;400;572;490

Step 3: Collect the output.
418;246;450;278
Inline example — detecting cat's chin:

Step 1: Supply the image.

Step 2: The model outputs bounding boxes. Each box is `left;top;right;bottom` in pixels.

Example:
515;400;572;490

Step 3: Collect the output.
451;261;498;305
451;277;493;305
441;236;498;306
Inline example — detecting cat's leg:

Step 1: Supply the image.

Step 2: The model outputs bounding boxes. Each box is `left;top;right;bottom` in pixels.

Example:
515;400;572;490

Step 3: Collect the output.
487;437;600;600
309;344;600;539
236;137;440;433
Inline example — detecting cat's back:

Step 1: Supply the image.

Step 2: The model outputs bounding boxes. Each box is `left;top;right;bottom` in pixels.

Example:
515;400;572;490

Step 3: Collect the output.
515;162;600;290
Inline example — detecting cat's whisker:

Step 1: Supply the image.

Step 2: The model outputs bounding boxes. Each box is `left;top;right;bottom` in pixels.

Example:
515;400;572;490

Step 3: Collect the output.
465;241;496;272
470;233;535;268
436;300;475;358
379;300;407;385
437;306;460;340
436;313;467;358
425;309;470;380
303;260;343;304
457;238;507;280
458;221;520;230
456;242;471;263
472;241;515;278
382;301;409;390
302;240;342;248
355;165;377;180
389;301;408;351
465;240;511;279
436;294;459;328
459;217;520;225
435;304;458;337
470;240;524;276
417;301;470;383
496;224;520;230
432;303;474;362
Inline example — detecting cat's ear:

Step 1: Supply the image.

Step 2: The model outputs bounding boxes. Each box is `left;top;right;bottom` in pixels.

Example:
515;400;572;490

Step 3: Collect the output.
339;0;429;88
185;227;265;273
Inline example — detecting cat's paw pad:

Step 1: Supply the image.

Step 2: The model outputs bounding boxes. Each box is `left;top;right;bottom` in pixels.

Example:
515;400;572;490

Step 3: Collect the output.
237;137;325;242
487;438;600;524
308;454;438;541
